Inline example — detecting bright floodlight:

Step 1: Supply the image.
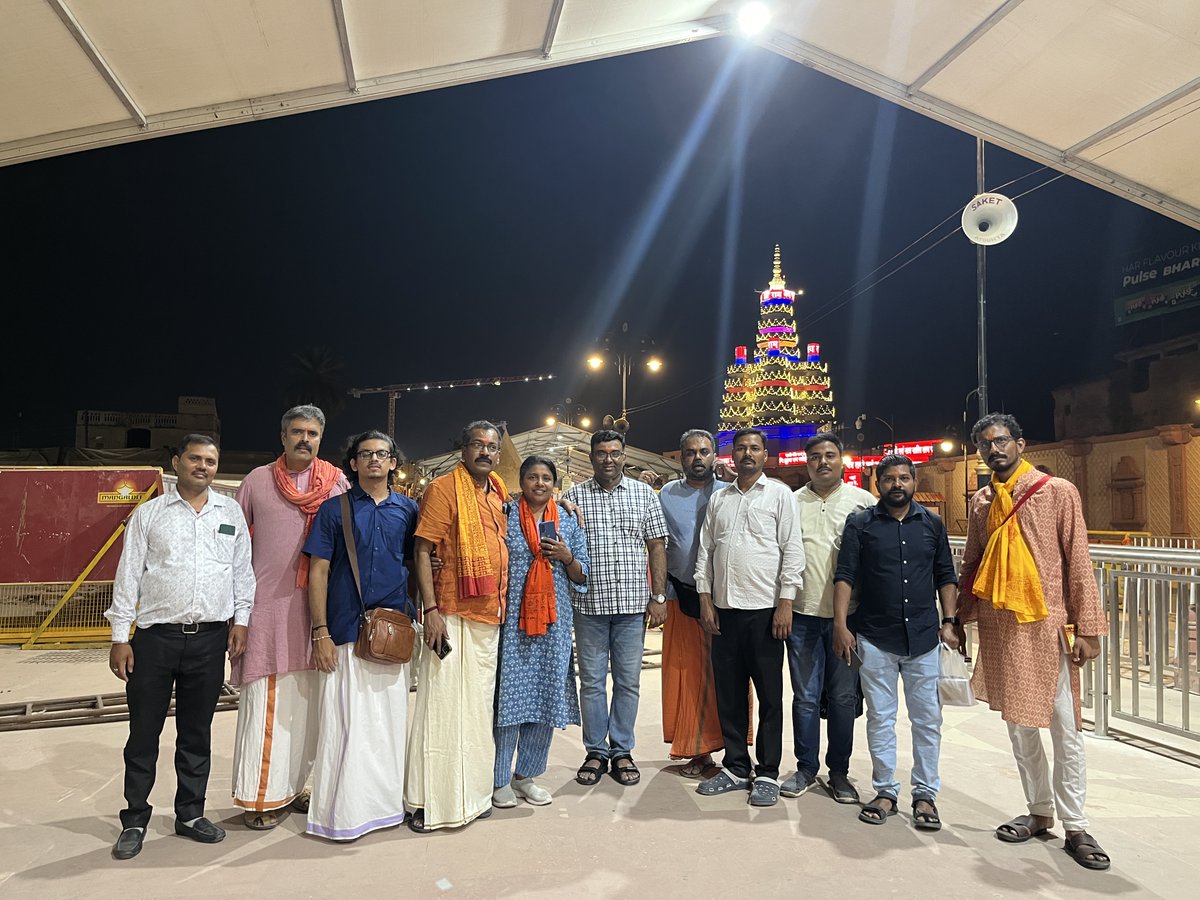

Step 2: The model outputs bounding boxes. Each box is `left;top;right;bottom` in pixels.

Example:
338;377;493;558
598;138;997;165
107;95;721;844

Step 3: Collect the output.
646;356;663;372
940;440;955;453
398;471;407;480
580;417;592;429
587;354;604;370
738;2;771;36
546;416;557;426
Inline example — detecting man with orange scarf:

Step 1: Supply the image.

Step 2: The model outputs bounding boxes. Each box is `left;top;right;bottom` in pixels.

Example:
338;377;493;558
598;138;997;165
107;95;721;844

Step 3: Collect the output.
405;420;511;833
230;405;349;830
960;413;1110;871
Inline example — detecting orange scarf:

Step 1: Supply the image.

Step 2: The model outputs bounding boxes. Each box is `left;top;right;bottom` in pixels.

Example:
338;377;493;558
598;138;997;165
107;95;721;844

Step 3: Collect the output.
518;497;559;636
452;462;508;598
272;455;343;588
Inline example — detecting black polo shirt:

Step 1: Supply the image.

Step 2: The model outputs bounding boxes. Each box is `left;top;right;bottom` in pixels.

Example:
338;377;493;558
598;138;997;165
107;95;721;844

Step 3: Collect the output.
833;500;957;657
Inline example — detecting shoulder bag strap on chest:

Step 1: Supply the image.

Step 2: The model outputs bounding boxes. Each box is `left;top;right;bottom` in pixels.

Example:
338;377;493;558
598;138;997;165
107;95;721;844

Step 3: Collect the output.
340;493;365;609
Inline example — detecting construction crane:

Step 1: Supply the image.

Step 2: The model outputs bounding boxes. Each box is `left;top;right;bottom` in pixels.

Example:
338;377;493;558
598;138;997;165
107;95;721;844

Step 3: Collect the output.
348;373;556;439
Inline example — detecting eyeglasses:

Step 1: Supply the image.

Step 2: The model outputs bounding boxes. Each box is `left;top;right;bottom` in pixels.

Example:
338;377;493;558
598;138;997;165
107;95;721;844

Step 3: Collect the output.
975;436;1016;451
466;440;500;454
356;449;394;460
592;451;625;461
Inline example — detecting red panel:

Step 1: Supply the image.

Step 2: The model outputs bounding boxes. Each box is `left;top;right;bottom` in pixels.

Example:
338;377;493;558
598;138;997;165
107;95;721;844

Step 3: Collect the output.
0;468;163;583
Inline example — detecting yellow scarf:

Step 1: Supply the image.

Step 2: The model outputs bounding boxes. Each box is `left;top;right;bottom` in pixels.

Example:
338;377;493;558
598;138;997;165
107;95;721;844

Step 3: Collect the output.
973;459;1048;623
451;462;508;598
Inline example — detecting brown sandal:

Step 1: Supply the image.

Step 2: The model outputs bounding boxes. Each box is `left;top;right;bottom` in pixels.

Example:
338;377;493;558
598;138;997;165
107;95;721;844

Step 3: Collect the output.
1065;831;1111;871
243;811;278;830
996;814;1050;843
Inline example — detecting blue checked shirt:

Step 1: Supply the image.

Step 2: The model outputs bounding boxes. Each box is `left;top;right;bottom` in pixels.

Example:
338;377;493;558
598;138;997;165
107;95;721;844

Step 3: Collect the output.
563;477;669;615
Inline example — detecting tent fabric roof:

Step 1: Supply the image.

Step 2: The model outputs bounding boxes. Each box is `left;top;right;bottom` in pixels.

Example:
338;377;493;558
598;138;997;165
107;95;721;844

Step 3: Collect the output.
3;1;1198;228
414;423;683;488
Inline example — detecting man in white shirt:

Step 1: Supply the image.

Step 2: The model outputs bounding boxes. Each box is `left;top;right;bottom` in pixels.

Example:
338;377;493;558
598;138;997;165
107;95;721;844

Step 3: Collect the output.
694;428;806;808
782;432;876;804
104;434;255;860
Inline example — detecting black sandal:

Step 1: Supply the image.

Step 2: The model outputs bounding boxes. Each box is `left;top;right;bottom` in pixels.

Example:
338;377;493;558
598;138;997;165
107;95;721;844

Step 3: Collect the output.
407;808;431;834
609;753;641;786
858;794;897;825
1064;831;1111;871
576;752;608;786
912;797;941;831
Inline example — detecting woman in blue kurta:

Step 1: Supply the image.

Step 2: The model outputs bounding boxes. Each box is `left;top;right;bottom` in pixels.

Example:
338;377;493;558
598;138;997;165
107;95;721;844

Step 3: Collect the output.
492;455;589;808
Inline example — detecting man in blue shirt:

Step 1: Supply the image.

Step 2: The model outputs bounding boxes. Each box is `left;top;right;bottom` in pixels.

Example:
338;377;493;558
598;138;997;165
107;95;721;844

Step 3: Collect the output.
832;454;959;831
303;430;419;841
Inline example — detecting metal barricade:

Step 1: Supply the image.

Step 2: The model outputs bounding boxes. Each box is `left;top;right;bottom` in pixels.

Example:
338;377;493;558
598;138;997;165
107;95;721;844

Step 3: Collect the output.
949;538;1200;743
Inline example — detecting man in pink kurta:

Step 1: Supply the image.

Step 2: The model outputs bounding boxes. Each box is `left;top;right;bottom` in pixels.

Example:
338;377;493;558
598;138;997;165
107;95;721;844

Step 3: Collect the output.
230;406;349;829
960;413;1110;872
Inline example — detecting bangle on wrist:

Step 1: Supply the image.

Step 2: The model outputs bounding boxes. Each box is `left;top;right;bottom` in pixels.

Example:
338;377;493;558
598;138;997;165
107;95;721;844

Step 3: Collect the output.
312;634;332;643
311;624;328;633
423;606;439;615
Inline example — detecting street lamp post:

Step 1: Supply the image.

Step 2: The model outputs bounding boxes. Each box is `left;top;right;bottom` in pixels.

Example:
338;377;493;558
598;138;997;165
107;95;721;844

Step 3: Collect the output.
587;321;662;429
548;399;591;429
855;413;895;454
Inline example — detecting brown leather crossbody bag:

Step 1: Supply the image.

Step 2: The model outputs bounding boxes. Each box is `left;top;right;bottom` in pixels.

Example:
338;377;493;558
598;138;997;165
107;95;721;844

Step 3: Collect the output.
340;493;416;665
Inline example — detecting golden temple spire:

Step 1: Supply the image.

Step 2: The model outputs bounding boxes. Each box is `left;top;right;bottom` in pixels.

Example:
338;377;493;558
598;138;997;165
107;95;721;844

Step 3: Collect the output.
769;243;786;289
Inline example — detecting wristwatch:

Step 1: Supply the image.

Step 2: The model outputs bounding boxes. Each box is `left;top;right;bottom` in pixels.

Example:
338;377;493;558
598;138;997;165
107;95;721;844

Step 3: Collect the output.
650;593;667;605
941;616;961;626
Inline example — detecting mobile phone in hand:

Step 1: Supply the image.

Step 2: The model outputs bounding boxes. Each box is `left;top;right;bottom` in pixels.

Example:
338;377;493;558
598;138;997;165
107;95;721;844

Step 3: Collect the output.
436;637;453;660
849;647;864;672
538;520;558;542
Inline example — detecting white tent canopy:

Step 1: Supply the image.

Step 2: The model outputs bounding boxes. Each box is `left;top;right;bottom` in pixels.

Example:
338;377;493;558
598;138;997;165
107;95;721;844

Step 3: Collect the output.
3;1;1198;228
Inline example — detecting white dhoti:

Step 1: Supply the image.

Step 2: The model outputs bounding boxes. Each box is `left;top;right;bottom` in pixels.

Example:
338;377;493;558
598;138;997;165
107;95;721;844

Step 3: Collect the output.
307;644;409;841
232;670;318;812
404;615;498;830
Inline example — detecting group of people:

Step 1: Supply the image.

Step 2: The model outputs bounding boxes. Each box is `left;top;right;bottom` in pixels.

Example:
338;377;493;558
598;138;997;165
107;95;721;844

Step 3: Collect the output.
103;406;1111;872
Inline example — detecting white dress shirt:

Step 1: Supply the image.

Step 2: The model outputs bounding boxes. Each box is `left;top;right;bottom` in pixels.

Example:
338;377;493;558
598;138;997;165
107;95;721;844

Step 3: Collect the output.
793;481;877;618
694;473;806;610
105;489;256;642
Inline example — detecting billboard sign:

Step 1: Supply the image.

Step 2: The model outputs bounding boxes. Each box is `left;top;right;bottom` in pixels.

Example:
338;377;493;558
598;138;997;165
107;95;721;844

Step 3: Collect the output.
1114;239;1200;325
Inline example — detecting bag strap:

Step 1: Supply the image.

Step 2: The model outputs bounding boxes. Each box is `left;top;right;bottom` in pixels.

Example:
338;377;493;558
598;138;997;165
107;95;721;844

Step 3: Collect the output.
339;493;367;616
1001;473;1053;527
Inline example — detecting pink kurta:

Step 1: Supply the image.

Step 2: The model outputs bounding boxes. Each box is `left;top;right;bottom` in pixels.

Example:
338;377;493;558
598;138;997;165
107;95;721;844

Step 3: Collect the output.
960;473;1106;729
229;462;349;686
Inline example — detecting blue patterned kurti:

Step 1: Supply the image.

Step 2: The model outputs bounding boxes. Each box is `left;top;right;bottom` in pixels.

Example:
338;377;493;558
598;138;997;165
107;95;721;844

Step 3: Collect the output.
495;506;589;728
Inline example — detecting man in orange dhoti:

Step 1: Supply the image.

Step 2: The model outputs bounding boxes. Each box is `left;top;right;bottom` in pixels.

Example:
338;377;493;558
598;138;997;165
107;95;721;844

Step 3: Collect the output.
960;413;1110;872
658;429;732;777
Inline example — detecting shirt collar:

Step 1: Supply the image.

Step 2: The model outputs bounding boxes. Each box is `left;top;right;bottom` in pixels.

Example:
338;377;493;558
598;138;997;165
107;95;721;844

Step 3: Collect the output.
587;476;627;493
733;472;768;495
871;498;927;522
350;483;401;505
165;487;227;510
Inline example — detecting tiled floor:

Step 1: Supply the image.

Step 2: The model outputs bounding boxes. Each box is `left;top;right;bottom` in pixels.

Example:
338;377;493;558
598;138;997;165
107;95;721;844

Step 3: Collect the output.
1;635;1196;899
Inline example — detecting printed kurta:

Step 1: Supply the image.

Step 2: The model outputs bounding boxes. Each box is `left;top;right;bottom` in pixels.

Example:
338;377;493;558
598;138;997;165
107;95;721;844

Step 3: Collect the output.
494;506;587;729
230;463;349;685
960;473;1105;729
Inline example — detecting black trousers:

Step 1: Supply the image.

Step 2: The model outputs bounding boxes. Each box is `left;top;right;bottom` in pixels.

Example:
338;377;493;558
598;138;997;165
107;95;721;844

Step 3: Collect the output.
710;607;784;781
120;623;228;829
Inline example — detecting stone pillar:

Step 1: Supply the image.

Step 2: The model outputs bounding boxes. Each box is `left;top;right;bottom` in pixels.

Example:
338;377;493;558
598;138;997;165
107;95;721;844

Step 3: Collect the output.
1064;440;1093;521
1156;426;1192;537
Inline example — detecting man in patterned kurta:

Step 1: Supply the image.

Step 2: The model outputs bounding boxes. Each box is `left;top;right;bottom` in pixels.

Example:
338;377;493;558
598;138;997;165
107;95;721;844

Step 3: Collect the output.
959;413;1110;872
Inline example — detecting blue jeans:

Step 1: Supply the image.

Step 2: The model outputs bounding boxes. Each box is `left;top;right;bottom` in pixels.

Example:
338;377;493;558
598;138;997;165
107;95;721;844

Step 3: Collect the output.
786;613;858;778
856;635;942;801
573;613;646;758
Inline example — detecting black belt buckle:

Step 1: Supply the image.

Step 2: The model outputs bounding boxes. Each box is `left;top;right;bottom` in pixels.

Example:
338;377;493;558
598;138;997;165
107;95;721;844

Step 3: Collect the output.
182;622;199;634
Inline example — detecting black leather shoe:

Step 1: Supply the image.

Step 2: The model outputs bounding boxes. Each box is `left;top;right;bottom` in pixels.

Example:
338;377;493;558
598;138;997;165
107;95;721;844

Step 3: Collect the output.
112;827;145;860
174;817;226;844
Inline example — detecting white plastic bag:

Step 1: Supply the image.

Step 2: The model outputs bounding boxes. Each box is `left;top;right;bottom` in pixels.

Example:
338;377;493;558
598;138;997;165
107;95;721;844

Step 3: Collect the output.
938;642;976;707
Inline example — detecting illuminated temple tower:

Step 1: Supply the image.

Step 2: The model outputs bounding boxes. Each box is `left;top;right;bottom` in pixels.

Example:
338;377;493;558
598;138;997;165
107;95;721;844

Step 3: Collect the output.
717;245;836;455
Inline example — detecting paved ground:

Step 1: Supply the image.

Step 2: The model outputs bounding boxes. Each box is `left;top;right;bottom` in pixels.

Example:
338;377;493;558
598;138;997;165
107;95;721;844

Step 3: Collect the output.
2;636;1198;899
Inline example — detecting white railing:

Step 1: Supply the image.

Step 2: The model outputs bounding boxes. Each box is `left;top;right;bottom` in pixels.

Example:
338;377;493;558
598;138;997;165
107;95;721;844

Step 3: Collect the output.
949;537;1200;743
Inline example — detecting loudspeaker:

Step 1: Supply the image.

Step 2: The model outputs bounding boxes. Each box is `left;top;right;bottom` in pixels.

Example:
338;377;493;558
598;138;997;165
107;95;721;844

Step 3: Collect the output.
961;193;1018;245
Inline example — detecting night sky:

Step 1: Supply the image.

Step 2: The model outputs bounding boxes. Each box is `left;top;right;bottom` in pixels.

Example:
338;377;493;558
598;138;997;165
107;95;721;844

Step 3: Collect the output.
5;38;1197;461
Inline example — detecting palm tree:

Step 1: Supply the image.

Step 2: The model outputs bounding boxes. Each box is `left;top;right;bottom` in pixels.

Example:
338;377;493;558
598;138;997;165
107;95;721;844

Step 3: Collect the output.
283;346;346;415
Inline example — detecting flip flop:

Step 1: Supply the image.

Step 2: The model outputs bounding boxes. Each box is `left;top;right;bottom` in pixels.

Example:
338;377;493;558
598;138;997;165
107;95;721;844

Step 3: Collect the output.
679;755;712;779
407;808;432;834
858;794;898;825
996;814;1051;843
1065;831;1111;871
243;811;278;830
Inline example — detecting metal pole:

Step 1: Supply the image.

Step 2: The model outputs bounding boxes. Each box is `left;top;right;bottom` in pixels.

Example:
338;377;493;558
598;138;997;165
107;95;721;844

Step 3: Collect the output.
387;390;397;440
620;354;629;418
976;137;989;419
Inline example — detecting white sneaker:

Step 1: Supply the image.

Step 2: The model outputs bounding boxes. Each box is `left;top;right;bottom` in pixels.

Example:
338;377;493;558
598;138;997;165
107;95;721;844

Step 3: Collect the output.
512;777;553;806
492;784;518;808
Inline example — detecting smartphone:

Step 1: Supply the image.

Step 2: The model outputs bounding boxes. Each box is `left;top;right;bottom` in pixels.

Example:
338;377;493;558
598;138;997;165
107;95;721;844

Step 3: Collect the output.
848;647;864;672
538;521;559;542
436;637;453;660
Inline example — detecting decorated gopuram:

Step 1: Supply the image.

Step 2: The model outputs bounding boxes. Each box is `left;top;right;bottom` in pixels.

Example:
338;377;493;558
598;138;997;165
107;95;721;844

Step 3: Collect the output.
717;245;836;458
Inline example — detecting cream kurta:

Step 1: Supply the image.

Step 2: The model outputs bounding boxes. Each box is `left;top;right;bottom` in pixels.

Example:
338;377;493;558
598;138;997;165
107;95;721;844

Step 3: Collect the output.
960;472;1105;729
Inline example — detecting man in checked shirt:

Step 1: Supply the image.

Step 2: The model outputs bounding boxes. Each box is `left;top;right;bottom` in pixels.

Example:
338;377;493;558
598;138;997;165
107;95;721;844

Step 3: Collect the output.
563;429;668;789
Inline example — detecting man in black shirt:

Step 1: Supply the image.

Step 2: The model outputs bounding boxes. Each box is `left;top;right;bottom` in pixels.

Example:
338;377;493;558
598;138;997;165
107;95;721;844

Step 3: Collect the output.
832;455;959;831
